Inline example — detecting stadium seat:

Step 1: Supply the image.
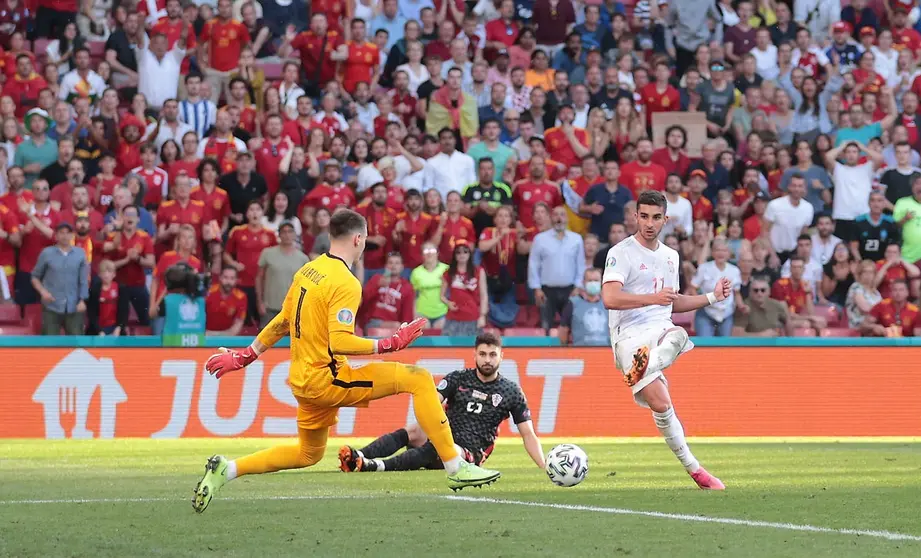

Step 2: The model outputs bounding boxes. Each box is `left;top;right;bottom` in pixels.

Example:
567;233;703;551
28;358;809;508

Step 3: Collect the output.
366;327;395;338
816;305;841;327
0;304;21;323
23;304;42;333
87;41;106;58
482;327;502;336
821;327;859;337
129;326;153;336
260;62;283;81
793;327;817;337
422;328;442;336
514;304;540;327
503;327;545;337
0;325;34;335
240;325;260;337
548;327;559;338
515;284;530;304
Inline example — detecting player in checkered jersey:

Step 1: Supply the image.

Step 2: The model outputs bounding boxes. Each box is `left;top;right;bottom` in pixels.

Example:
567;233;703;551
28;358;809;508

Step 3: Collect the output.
603;190;730;490
338;332;546;474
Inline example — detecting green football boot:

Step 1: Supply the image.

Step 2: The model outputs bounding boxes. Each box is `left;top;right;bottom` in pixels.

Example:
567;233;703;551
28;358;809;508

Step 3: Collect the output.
447;461;501;492
192;455;229;513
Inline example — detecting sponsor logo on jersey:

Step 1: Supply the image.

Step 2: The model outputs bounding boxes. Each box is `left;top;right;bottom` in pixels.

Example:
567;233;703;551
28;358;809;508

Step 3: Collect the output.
472;389;488;400
436;379;448;390
491;393;503;407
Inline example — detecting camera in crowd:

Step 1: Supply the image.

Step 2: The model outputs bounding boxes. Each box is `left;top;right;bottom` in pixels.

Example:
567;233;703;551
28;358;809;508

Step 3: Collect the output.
164;263;210;299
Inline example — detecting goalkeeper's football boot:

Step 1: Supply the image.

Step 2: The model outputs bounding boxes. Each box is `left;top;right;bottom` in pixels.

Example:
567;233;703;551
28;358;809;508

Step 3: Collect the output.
338;445;365;473
690;467;725;490
447;461;501;491
192;455;229;513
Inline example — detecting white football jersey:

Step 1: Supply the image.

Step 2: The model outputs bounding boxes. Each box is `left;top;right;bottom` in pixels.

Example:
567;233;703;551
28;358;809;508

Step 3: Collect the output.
602;235;680;339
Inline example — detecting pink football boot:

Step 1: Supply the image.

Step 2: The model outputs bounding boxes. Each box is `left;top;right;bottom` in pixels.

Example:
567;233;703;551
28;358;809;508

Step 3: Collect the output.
689;467;725;490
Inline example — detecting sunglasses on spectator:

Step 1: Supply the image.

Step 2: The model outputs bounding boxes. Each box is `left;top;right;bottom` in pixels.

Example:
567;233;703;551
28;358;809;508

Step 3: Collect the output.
423;248;438;254
752;287;767;293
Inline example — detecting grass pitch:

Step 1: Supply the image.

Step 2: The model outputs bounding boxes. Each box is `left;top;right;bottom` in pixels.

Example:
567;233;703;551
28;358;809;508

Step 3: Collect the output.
2;438;921;557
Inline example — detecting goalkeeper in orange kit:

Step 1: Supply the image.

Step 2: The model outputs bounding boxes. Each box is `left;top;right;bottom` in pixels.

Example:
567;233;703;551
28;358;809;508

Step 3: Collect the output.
192;209;501;513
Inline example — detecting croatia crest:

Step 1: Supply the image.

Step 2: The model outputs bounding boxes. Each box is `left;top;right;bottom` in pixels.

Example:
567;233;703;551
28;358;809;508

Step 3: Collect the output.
491;393;503;407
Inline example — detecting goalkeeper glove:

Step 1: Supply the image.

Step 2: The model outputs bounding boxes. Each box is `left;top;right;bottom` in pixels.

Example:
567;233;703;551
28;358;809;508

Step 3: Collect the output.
376;318;427;353
205;346;259;379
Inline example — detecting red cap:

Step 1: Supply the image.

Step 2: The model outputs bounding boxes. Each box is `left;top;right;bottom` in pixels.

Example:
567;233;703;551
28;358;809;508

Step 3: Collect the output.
859;26;877;37
832;21;850;33
454;239;471;249
689;169;707;180
895;0;913;12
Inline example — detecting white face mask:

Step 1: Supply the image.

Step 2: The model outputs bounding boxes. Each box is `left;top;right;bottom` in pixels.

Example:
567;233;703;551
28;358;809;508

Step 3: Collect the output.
585;281;602;296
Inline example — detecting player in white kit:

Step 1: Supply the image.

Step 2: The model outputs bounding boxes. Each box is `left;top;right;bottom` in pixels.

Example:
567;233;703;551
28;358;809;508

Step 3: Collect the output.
602;190;727;490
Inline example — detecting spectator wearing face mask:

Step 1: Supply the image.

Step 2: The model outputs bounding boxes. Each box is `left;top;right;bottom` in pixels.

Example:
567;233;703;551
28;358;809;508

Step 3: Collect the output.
558;267;609;346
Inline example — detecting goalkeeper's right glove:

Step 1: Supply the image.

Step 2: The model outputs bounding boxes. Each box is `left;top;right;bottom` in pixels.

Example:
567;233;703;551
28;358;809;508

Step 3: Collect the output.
376;318;427;353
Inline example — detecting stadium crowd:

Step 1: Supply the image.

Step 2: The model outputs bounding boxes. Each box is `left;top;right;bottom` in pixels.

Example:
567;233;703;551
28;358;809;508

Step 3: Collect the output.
2;0;921;343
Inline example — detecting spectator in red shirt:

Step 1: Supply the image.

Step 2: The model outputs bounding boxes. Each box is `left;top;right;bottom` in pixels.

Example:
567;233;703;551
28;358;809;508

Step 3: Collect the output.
620;138;668;198
49;159;94;213
333;18;380;94
2;54;46;118
360;252;416;328
224;199;277;324
436;190;476;263
191;158;231;238
484;0;520;54
90;153;122;209
684;169;714;222
542;104;590;168
199;0;251;104
151;0;197;75
251;115;291;196
205;266;248;336
393;188;437;273
770;255;827;333
14;178;58;305
641;61;681;127
862;279;921;337
156;174;210;256
87;259;121;336
875;243;921;299
512;155;562;229
0;199;20;293
440;239;488;335
477;204;519;326
58;183;104;237
651;125;691;180
279;13;343;88
103;204;155;328
149;224;203;332
358;182;398;276
302;159;356;217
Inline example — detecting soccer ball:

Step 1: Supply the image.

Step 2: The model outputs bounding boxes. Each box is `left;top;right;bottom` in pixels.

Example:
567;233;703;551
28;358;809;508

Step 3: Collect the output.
545;444;589;487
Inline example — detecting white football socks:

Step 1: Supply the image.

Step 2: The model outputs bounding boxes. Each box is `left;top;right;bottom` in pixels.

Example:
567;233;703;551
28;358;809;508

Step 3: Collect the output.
226;460;238;481
653;407;700;473
443;456;462;475
372;459;385;471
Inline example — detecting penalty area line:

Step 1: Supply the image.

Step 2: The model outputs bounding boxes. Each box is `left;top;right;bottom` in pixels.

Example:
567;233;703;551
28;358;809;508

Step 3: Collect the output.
444;496;921;543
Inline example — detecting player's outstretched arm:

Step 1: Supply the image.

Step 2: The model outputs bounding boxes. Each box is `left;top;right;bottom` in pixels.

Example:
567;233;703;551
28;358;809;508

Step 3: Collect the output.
672;277;732;313
205;285;295;379
517;420;546;469
328;282;428;355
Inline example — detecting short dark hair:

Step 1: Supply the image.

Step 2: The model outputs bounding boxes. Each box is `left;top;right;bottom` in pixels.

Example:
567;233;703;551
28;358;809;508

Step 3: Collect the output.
329;209;367;239
185;72;203;84
475;331;502;349
636;190;666;210
797;233;811;243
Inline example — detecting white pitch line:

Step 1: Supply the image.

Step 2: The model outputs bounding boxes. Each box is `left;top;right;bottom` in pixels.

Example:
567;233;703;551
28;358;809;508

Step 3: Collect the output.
445;496;921;543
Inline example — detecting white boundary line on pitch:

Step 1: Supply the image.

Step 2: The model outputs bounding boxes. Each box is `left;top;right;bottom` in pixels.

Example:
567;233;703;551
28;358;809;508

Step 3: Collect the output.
445;496;921;542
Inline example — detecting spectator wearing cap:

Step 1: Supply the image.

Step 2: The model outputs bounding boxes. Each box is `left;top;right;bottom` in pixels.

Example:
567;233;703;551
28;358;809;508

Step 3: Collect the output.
827;21;861;72
687;141;731;201
696;61;736;142
683;169;714;222
840;0;877;41
394;188;437;275
528;205;584;332
31;221;88;335
14;109;57;190
580;159;633;240
256;221;309;327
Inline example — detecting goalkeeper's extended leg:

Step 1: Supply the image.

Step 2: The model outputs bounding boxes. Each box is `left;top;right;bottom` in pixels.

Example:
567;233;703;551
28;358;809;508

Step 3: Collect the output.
192;427;328;513
377;364;500;490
